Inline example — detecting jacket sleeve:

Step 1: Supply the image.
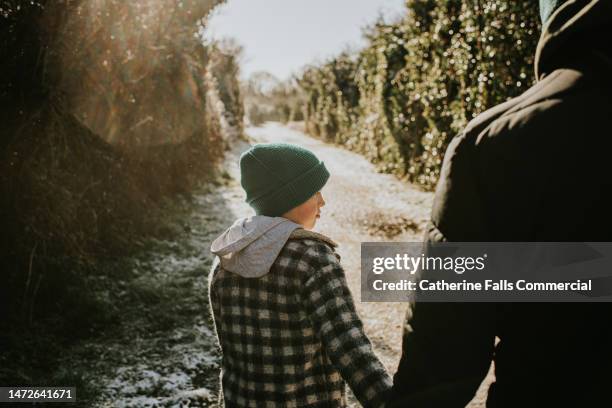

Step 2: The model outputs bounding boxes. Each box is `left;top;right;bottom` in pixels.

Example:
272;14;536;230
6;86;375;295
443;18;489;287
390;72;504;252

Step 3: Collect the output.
301;243;392;408
390;133;497;408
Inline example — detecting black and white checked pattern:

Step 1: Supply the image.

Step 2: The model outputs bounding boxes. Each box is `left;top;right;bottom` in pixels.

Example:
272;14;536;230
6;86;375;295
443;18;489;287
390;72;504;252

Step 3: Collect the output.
209;230;391;407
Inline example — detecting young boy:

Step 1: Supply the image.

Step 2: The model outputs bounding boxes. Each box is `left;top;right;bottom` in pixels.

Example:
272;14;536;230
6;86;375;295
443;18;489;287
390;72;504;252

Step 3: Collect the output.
209;143;391;407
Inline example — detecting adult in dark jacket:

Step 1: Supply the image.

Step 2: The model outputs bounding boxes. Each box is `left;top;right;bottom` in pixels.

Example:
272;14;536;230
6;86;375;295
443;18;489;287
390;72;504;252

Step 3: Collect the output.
390;0;612;407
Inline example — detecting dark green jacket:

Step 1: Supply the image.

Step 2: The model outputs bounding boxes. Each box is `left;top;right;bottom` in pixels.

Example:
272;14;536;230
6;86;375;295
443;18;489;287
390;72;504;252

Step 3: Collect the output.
391;1;612;407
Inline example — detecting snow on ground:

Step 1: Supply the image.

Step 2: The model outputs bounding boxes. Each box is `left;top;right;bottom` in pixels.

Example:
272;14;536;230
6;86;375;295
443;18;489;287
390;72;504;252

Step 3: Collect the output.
244;123;493;407
87;122;493;407
246;123;433;371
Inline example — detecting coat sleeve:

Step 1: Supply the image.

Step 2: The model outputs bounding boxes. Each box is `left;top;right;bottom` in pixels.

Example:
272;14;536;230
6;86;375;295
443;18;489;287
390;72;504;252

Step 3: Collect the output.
301;243;392;408
390;133;497;408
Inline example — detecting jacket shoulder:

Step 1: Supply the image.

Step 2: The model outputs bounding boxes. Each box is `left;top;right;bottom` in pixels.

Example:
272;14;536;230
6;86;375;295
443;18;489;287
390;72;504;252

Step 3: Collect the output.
432;68;597;241
288;228;338;249
467;68;589;146
278;229;341;268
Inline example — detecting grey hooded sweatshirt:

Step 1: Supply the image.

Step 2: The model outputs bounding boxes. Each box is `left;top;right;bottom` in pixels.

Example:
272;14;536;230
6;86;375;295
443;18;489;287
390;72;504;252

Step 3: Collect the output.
210;215;302;278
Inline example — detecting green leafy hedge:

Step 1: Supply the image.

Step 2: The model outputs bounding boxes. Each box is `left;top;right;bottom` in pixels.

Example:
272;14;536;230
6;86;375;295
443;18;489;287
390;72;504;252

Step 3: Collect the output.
300;0;540;189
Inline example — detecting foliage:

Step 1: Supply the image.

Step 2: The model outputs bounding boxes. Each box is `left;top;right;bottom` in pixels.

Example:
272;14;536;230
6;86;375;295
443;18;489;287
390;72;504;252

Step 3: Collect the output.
299;0;540;189
0;0;243;390
300;53;360;142
243;72;305;125
208;40;246;141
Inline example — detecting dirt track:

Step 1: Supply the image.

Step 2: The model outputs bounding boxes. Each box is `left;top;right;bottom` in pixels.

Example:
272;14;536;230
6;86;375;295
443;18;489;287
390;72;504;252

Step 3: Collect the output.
242;123;432;371
85;122;492;407
219;123;494;407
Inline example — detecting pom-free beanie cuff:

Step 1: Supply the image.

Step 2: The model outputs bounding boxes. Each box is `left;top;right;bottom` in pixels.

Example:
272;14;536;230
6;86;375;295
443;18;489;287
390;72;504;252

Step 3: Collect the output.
240;143;331;217
249;161;330;216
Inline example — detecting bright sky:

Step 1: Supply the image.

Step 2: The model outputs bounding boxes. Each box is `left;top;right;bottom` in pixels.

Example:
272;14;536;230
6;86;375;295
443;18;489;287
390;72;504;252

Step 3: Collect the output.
205;0;406;81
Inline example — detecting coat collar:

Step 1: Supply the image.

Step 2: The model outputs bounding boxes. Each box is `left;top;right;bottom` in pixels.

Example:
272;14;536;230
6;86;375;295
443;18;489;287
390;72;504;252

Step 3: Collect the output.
289;228;338;248
535;0;611;80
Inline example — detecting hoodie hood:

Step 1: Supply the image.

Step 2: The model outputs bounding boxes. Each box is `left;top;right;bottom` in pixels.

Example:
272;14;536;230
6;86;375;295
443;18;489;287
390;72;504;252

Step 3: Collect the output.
535;0;612;80
210;216;302;278
539;0;564;25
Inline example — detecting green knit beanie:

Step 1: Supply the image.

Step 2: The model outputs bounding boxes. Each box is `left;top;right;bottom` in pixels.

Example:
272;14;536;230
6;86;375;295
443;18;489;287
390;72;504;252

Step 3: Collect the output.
239;143;330;216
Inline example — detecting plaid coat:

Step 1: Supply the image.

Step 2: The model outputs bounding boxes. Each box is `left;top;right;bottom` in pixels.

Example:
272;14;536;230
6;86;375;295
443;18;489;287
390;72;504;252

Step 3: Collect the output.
209;228;391;407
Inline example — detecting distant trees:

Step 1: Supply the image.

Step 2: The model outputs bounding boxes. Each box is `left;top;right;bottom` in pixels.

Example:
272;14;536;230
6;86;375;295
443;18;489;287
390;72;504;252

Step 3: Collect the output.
298;0;540;189
243;71;305;125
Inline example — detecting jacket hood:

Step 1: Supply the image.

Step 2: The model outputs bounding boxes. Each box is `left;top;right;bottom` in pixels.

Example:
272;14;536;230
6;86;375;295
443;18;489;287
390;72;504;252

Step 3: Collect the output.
535;0;612;80
210;215;302;278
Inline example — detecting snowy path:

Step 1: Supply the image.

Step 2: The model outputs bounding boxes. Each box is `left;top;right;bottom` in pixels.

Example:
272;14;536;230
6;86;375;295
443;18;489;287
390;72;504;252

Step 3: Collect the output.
85;122;492;407
242;123;433;371
236;123;493;407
